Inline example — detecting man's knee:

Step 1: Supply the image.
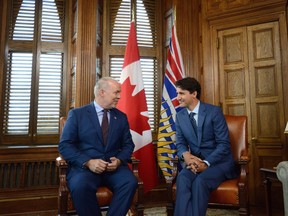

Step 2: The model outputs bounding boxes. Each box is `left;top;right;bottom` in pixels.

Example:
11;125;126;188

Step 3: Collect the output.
127;175;138;191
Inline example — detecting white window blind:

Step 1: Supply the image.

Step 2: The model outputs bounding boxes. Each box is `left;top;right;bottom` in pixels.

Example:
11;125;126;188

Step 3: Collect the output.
41;0;64;42
4;53;33;134
11;0;35;40
37;53;63;134
110;0;156;47
2;0;65;143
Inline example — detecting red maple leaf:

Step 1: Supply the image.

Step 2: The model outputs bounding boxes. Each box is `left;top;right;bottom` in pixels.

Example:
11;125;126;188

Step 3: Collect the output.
117;77;151;135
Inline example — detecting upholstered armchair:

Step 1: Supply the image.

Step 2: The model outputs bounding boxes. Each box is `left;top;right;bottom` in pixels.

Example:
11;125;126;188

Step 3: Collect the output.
167;115;250;216
56;117;144;216
276;161;288;216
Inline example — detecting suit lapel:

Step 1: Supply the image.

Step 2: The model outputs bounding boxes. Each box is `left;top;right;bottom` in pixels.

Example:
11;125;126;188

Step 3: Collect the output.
182;111;198;141
106;109;118;148
87;103;103;143
197;102;206;145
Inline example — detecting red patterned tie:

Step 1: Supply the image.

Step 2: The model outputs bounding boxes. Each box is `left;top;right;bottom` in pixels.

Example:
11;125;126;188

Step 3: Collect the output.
101;109;109;145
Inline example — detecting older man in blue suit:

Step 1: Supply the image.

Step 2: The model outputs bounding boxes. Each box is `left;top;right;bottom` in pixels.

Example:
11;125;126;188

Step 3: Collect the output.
173;77;237;216
59;77;137;216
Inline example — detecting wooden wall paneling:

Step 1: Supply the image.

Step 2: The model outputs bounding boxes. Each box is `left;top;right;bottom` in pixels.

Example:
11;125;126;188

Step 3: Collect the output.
202;0;288;104
155;0;164;128
253;147;284;208
164;0;172;12
279;8;288;159
247;21;286;205
204;0;286;21
218;27;250;117
174;0;202;82
0;0;8;133
174;0;192;77
247;21;285;147
96;0;103;81
60;0;72;116
217;25;256;205
75;0;97;107
0;0;3;42
102;0;109;77
68;0;78;110
201;5;215;104
0;147;59;215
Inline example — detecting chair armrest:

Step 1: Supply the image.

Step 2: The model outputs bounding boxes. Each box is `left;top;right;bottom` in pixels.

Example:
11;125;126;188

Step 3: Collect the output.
276;161;288;216
238;154;250;188
170;158;179;184
130;157;144;194
129;157;144;214
130;157;141;182
56;156;69;191
165;157;179;206
56;156;68;167
168;155;249;182
239;155;249;164
56;156;142;183
56;156;70;215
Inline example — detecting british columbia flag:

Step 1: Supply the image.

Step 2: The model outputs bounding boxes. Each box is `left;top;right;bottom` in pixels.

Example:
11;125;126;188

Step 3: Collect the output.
157;23;185;182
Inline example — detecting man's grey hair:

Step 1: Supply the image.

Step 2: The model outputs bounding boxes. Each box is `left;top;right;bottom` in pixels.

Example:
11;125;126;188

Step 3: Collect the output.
94;77;118;96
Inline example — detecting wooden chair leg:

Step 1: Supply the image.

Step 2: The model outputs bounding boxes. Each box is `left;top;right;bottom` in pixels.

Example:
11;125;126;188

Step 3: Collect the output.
166;204;174;216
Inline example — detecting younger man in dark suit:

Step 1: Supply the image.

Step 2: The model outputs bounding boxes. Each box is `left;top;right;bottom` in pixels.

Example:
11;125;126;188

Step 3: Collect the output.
174;77;237;216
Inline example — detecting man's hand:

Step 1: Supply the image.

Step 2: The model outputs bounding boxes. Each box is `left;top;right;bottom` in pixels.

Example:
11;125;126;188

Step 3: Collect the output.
106;157;121;172
86;159;108;174
186;161;208;173
183;152;208;173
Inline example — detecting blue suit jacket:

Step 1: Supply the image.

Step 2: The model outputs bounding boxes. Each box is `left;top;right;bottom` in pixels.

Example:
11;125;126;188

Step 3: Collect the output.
176;102;236;179
58;102;135;175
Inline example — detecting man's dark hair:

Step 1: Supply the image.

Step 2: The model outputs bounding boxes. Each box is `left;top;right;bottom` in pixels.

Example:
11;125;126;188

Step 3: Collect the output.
175;77;201;100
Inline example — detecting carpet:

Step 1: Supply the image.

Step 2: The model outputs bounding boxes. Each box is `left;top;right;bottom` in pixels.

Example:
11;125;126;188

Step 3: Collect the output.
142;207;238;216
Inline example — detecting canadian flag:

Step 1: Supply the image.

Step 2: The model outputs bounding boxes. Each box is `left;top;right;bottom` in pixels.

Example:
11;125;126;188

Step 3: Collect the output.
117;21;159;193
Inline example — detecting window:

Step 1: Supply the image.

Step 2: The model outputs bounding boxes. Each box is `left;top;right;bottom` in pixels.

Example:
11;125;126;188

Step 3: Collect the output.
1;0;66;145
108;0;160;134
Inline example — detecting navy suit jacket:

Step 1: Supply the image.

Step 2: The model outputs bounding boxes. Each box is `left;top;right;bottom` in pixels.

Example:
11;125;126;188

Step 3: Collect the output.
176;102;237;179
58;102;135;177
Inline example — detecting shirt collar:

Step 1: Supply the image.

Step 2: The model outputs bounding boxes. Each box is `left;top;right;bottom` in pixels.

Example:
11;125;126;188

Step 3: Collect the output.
93;100;105;113
187;101;200;115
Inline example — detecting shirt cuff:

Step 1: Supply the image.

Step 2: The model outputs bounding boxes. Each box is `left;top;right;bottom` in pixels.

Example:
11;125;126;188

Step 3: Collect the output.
82;161;88;169
203;160;210;167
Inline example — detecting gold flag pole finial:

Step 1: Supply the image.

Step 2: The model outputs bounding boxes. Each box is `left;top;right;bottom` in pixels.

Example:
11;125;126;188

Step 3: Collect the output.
132;8;135;22
173;5;176;23
285;121;288;134
131;0;135;23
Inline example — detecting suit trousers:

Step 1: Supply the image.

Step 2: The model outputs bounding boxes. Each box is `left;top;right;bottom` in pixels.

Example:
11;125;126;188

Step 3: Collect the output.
67;166;137;216
174;166;226;216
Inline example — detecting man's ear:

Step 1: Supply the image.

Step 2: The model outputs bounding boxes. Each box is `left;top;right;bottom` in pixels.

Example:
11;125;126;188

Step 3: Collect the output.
192;91;197;98
99;89;105;96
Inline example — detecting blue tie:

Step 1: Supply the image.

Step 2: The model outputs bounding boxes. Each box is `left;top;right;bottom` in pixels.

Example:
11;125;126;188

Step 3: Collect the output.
189;112;197;137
